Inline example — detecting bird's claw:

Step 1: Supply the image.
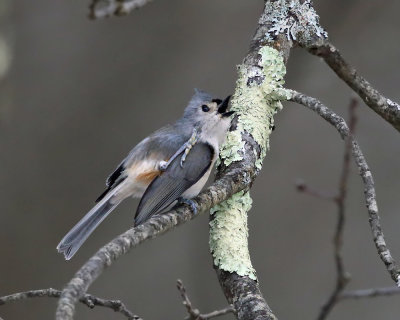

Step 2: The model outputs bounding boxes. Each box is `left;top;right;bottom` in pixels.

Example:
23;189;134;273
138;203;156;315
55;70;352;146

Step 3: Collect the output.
180;150;188;168
178;197;198;214
159;161;168;171
158;129;198;171
180;129;197;168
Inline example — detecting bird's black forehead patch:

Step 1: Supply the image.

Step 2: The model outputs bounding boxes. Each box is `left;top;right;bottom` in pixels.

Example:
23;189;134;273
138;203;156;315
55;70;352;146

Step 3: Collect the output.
212;99;222;104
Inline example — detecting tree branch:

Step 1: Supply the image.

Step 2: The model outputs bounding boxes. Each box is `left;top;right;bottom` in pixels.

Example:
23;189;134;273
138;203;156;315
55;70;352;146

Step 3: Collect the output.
210;2;326;318
340;287;400;300
208;3;293;320
176;279;234;320
0;288;141;320
316;98;357;320
89;0;152;19
295;179;336;201
55;167;256;319
306;42;400;132
289;90;400;286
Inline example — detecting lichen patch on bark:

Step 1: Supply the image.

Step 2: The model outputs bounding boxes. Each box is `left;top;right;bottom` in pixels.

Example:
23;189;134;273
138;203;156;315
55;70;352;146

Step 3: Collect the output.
219;46;287;170
210;47;289;280
209;191;256;280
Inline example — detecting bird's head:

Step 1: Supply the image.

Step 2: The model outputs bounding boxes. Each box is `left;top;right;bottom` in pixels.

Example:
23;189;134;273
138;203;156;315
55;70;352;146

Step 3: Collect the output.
182;89;233;145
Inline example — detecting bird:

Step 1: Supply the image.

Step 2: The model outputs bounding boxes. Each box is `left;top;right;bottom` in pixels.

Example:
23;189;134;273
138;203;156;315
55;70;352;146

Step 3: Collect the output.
57;89;234;260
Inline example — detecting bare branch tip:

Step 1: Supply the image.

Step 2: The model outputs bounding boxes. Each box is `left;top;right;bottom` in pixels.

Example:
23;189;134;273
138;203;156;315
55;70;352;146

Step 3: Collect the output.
290;91;400;286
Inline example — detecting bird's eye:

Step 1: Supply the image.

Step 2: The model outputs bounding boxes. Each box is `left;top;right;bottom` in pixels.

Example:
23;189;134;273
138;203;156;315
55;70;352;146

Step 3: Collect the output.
201;105;210;112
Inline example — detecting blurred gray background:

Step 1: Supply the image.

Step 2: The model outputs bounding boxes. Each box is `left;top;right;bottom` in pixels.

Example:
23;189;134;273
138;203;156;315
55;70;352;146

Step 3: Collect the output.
1;0;400;319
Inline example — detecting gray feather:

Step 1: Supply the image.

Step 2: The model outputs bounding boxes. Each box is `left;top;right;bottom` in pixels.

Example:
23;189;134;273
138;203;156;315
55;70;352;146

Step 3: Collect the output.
57;89;223;260
135;142;214;225
183;89;213;121
57;186;122;260
96;89;214;203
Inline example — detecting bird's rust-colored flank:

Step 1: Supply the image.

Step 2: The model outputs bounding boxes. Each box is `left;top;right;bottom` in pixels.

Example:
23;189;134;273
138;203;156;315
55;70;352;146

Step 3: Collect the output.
136;169;161;184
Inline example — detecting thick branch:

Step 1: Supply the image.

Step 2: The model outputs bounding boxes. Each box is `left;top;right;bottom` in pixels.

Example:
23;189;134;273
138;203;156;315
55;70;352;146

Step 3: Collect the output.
0;288;140;320
215;270;277;320
289;90;400;285
211;1;327;317
208;1;302;319
307;42;400;132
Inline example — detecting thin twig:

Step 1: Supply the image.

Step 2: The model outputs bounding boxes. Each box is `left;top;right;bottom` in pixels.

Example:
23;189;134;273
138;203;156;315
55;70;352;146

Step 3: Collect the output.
0;288;141;320
316;98;358;320
289;90;400;286
295;179;336;201
340;287;400;300
176;280;234;320
89;0;152;19
306;42;400;132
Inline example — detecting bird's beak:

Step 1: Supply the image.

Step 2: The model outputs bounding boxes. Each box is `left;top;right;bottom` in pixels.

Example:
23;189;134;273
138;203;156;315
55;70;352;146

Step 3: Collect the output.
217;95;234;117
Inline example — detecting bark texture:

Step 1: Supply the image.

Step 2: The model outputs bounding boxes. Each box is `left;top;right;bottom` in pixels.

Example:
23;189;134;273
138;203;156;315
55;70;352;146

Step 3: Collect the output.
216;270;276;320
210;1;326;319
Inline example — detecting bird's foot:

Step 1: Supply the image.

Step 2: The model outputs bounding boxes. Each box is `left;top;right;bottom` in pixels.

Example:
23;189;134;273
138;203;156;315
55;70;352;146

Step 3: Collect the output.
177;197;198;214
159;160;168;171
180;129;198;167
158;129;198;171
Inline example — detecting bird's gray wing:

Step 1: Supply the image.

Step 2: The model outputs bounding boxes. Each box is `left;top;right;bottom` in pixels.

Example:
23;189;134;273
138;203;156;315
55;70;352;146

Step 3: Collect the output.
134;142;214;225
95;161;126;202
95;125;189;203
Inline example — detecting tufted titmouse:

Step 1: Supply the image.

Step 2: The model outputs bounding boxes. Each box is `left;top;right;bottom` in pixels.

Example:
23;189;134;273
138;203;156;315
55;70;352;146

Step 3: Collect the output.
57;89;233;260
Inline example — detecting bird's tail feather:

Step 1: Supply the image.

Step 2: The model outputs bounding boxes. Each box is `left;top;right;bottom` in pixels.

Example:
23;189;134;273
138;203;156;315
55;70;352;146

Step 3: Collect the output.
57;187;122;260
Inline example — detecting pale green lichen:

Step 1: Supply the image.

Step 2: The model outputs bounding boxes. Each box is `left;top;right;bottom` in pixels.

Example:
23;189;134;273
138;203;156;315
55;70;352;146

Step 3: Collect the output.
217;129;245;167
209;191;256;280
211;47;290;279
264;0;327;44
219;46;288;170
